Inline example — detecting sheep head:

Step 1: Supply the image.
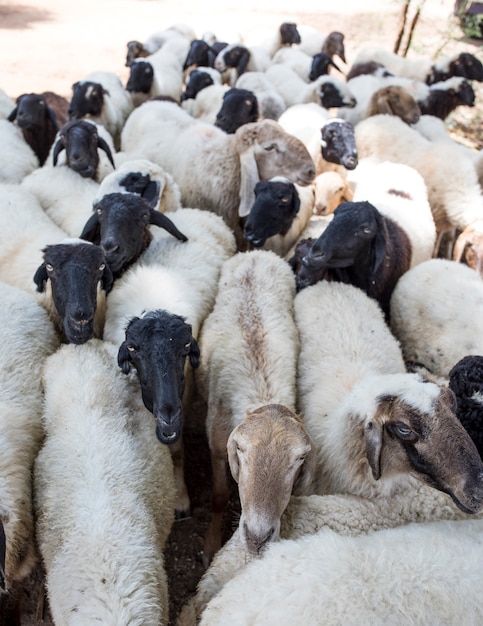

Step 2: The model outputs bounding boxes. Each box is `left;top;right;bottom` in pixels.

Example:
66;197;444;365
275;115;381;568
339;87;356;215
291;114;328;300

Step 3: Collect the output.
227;404;315;555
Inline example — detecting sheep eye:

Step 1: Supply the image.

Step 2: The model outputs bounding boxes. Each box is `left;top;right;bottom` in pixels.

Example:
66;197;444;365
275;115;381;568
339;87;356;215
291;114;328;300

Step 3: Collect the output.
96;208;102;215
280;196;290;204
362;227;371;234
264;143;277;152
184;341;191;349
46;263;54;272
127;345;136;352
99;263;105;271
391;422;418;442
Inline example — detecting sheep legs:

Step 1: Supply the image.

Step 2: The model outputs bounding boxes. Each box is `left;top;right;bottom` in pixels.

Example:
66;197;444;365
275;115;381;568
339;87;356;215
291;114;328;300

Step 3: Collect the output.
169;437;191;519
203;454;230;568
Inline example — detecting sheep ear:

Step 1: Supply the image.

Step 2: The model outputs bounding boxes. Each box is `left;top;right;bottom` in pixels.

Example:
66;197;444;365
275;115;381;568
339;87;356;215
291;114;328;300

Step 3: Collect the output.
226;433;240;483
374;94;395;116
52;139;65;166
149;210;188;242
33;263;49;293
142;180;161;208
97;136;116;169
371;213;388;277
46;106;59;131
365;419;384;480
293;446;316;495
7;106;17;122
0;520;5;592
237;48;251;76
238;147;259;217
79;212;101;243
188;337;200;369
101;263;114;294
117;342;132;374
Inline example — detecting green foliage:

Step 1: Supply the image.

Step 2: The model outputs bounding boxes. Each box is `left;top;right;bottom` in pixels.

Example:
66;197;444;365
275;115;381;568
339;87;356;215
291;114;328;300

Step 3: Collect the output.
456;1;483;40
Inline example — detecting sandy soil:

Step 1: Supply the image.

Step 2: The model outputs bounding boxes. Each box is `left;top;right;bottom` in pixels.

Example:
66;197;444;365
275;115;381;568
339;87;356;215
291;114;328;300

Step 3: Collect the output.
0;1;482;625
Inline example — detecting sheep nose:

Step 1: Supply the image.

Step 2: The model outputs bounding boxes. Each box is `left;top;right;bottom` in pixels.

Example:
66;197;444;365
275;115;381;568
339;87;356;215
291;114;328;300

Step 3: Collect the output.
343;154;358;169
102;239;120;255
243;522;275;554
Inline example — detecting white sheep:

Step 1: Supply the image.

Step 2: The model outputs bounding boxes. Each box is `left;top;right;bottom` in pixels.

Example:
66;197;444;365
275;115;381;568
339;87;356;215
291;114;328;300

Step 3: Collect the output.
0;119;39;183
390;258;483;380
0;281;60;597
34;339;176;625
95;158;182;213
312;170;353;215
265;64;355;109
0;88;14;119
178;448;483;625
348;158;436;267
103;207;236;516
69;70;134;149
181;83;230;124
120;100;316;248
354;114;483;244
294;280;483;507
197;518;483;625
213;43;272;86
196;249;314;564
0;183;66;295
125;23;197;65
127;43;187;105
234;71;286;120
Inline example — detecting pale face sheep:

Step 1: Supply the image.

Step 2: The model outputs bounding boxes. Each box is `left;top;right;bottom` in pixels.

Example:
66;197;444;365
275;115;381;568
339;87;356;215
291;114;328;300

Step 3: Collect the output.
197;250;304;564
300;200;412;320
227;404;315;555
453;218;483;276
120;101;316;249
118;310;200;446
33;240;113;344
313;170;353;215
214;88;259;134
366;85;421;124
52;119;115;180
7;93;60;166
80;192;188;278
294;280;483;509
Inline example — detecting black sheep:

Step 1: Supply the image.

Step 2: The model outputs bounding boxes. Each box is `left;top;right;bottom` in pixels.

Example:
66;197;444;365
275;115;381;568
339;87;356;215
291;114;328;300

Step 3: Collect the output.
448;354;483;459
298;200;412;321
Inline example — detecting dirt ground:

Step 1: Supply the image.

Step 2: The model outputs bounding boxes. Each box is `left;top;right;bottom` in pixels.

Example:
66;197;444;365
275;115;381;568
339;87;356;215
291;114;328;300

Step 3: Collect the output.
0;0;482;624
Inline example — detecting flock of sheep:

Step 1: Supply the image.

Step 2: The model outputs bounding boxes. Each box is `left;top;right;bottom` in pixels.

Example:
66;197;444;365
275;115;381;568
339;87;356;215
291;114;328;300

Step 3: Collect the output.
1;15;483;626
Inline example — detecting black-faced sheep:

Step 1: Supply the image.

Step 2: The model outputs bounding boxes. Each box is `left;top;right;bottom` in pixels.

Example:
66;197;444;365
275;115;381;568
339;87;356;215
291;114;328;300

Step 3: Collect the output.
448;355;483;459
34;339;176;624
418;76;475;119
7;92;63;165
80;192;188;279
213;43;272;84
33;239;113;345
181;67;222;102
68;71;134;149
120;100;316;249
272;47;341;82
234;71;287;121
298;200;412;320
52;119;116;181
214;88;259;134
196;250;313;564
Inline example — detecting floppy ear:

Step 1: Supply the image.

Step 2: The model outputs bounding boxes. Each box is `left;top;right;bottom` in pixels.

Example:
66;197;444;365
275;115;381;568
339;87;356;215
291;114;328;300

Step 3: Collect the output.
142;180;161;208
371;212;388;278
117;341;133;374
188;337;200;369
149;209;188;242
236;48;251;76
46;106;59;131
97;136;115;169
33;263;49;293
7;106;18;122
52;138;65;166
226;431;240;482
293;445;316;495
101;263;114;294
79;212;101;243
365;418;384;480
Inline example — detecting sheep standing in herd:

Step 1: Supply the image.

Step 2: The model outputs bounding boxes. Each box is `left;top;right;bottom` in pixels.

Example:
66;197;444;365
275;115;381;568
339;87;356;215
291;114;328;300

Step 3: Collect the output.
196;250;314;565
2;14;483;625
34;339;176;624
